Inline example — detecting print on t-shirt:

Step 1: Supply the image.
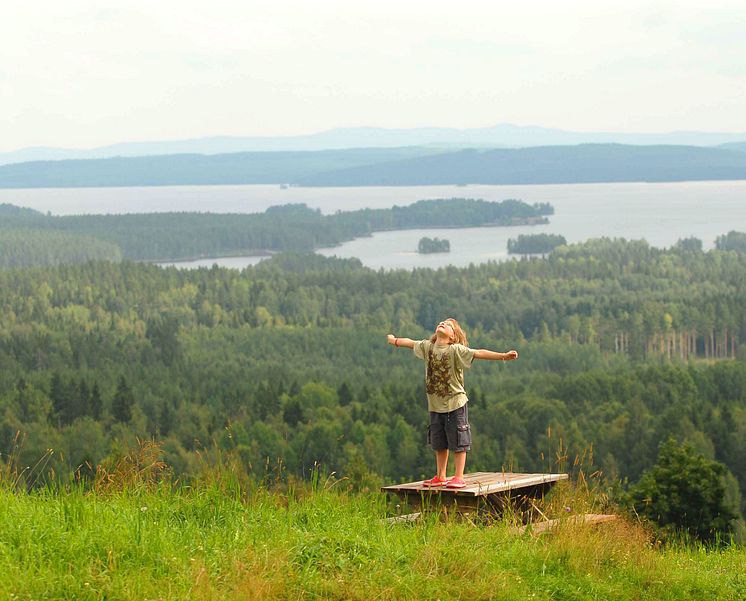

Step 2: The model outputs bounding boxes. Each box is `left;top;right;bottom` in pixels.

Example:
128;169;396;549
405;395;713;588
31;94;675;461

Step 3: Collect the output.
426;349;451;397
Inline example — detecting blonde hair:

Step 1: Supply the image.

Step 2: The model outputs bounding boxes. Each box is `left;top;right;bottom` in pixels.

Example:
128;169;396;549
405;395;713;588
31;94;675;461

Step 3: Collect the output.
430;318;468;346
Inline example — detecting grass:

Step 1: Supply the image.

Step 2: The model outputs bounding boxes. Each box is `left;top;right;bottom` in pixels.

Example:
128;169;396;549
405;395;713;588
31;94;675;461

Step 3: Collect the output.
0;441;743;600
0;479;744;601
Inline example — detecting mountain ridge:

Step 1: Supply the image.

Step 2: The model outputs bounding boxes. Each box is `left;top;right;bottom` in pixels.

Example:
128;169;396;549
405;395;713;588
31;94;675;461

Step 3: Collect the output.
4;143;746;189
3;124;746;166
298;143;746;186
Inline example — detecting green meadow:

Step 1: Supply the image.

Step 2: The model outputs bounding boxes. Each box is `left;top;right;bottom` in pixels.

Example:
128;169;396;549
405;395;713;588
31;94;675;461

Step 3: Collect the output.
1;470;743;601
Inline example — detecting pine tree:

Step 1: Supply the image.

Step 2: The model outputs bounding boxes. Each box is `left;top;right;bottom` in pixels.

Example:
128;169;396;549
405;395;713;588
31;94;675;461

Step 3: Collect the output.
74;379;91;421
50;372;72;426
90;382;103;420
337;381;353;406
111;376;134;423
159;401;173;436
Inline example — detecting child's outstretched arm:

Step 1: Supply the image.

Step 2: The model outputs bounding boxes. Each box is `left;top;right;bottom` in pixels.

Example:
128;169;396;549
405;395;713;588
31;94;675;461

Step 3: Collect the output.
472;349;519;361
387;334;415;349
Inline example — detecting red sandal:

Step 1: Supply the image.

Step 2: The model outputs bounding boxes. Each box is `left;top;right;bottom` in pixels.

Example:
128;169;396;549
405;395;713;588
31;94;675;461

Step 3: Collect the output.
446;477;466;489
422;476;449;487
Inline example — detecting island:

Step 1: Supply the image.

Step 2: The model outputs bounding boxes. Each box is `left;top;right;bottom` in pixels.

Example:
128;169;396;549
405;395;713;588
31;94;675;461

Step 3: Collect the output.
418;237;450;254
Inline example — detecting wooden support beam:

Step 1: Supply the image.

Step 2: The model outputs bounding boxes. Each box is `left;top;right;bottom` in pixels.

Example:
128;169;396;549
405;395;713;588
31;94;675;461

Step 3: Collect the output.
513;513;618;536
383;512;422;525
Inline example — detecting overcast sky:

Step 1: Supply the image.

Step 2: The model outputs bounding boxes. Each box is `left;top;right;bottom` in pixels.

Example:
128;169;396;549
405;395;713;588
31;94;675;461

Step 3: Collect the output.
2;0;745;151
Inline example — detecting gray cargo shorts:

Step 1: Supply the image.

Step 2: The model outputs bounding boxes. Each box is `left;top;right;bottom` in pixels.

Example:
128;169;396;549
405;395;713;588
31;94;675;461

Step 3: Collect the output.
427;403;471;452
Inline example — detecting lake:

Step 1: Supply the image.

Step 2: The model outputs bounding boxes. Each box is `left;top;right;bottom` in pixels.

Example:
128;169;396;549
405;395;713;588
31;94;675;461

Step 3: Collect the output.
3;181;745;270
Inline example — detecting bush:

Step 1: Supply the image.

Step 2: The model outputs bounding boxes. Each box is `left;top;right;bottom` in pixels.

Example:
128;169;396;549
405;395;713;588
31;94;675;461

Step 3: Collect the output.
627;439;738;543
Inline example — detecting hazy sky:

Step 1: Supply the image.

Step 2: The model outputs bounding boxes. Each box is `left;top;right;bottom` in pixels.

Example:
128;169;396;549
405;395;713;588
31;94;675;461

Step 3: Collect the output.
2;0;745;151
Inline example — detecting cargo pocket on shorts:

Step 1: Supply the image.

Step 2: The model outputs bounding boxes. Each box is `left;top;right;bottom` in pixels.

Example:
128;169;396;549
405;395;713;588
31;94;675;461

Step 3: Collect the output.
456;423;471;448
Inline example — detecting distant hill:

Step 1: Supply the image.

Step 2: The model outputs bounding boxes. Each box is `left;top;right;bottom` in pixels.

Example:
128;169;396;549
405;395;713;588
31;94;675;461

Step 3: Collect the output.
720;142;746;153
0;147;440;188
0;203;44;217
4;125;746;165
298;144;746;186
4;144;746;189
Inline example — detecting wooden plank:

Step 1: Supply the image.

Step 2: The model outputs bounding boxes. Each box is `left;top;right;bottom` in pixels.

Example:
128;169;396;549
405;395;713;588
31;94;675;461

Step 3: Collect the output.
514;513;617;536
381;472;568;498
382;512;422;524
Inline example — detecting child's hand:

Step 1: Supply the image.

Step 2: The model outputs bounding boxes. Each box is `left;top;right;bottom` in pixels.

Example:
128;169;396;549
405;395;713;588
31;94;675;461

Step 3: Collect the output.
387;334;396;345
506;350;519;360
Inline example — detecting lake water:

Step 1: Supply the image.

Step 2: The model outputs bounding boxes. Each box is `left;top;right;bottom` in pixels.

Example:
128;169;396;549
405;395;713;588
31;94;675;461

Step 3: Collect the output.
3;181;745;270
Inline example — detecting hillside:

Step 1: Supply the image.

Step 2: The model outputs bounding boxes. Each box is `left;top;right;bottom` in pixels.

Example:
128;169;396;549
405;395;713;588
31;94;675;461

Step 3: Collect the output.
298;144;746;186
0;483;743;600
720;142;746;153
1;242;745;520
0;147;440;188
1;240;745;599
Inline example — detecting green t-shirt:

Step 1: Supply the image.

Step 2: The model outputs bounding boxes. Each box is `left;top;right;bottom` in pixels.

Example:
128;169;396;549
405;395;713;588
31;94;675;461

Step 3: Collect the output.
413;340;475;412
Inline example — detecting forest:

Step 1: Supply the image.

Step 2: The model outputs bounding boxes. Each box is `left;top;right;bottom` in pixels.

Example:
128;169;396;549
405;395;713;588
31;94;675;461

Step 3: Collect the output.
0;198;550;264
0;237;745;528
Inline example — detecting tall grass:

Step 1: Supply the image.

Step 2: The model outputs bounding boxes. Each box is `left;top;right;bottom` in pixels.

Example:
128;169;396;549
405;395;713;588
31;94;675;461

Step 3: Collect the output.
0;441;744;600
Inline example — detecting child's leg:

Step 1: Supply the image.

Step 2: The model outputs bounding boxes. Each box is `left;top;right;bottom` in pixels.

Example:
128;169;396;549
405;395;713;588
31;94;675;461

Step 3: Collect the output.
435;448;449;479
453;450;467;479
428;411;449;479
445;404;471;484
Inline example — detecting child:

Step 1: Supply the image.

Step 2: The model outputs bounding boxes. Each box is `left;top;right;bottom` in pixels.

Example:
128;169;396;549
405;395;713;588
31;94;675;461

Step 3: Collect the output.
387;319;518;488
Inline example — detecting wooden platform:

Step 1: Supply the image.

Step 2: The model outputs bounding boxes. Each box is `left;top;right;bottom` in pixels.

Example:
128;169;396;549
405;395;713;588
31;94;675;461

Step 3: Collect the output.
382;471;568;512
